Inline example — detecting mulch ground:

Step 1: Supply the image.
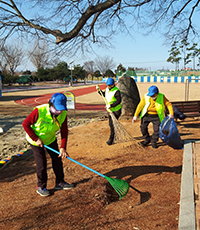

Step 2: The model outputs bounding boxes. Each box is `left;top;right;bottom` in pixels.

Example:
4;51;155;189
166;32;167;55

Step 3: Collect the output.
0;117;185;230
1;84;200;229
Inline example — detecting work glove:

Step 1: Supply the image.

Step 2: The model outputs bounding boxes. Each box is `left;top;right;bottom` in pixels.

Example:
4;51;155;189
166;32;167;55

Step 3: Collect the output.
106;104;111;111
132;116;137;123
169;114;174;119
96;85;100;91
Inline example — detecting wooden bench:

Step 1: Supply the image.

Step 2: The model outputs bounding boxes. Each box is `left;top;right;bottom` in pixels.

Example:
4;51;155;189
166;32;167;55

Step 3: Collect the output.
171;100;200;118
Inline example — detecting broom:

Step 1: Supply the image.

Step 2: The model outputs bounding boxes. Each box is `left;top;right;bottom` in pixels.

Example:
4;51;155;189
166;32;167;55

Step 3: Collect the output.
44;145;129;200
98;87;142;148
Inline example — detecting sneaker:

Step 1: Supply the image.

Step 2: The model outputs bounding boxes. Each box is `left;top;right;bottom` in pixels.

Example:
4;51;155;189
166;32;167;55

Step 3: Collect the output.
152;143;158;149
141;140;150;147
54;182;74;190
36;187;50;197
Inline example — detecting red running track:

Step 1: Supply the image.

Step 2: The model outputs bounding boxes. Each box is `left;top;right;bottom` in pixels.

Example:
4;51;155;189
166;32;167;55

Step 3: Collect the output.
15;84;107;111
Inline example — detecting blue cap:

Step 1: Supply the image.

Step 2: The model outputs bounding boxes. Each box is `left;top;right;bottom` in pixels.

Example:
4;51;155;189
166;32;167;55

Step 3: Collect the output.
50;93;67;110
147;85;159;96
106;78;115;86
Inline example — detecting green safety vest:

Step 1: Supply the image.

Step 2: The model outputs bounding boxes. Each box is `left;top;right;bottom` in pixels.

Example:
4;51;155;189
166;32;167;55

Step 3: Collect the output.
105;86;122;112
140;93;165;122
26;104;67;146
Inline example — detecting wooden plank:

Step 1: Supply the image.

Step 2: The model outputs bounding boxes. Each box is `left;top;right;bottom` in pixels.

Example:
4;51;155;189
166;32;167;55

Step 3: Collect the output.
171;100;200;117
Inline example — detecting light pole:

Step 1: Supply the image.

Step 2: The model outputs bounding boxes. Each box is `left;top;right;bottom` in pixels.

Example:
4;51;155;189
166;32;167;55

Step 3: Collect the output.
69;61;74;86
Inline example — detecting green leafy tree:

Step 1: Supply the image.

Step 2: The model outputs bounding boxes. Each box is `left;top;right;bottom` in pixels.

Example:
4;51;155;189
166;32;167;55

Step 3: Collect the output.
1;74;18;85
167;41;181;70
105;69;115;77
36;62;70;81
116;64;126;76
72;65;86;81
36;68;50;81
53;62;70;80
187;43;200;70
117;64;126;72
94;70;101;79
179;39;191;69
22;70;32;75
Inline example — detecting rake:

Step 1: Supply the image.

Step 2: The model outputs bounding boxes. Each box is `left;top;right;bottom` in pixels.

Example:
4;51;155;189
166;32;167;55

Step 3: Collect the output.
44;145;129;200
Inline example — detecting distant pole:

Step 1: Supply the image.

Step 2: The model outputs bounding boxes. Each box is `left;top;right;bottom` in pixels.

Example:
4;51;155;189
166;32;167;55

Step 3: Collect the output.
69;61;74;86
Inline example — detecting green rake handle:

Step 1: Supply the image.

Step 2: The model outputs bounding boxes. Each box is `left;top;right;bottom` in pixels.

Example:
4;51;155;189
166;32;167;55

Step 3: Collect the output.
44;145;106;178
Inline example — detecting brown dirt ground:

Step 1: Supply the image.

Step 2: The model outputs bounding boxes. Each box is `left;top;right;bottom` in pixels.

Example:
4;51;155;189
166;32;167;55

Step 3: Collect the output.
1;83;200;230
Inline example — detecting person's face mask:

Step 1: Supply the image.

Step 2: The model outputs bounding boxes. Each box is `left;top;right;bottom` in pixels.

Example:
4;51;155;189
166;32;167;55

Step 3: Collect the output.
50;106;63;115
108;84;114;90
151;94;158;100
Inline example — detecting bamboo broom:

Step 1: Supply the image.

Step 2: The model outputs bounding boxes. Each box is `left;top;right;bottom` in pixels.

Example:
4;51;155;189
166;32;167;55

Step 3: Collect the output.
98;86;143;150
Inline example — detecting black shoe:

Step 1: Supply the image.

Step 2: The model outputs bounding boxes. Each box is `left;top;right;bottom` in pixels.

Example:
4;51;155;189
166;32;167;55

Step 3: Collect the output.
106;139;113;145
141;140;150;147
54;182;74;190
152;143;158;149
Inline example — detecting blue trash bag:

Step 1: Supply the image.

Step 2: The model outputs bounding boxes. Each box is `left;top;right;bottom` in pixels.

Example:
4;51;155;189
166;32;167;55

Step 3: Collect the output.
159;117;183;149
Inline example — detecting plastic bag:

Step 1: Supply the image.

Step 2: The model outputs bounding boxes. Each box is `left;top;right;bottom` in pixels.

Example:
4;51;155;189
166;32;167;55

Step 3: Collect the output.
159;117;183;149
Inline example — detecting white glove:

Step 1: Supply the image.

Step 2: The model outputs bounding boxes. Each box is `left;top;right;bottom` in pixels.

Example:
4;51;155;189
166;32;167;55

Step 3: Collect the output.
96;85;100;91
169;114;174;119
106;104;111;111
132;116;137;123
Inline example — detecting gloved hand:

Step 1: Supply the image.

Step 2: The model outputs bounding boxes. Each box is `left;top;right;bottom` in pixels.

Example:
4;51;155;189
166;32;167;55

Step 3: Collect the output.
96;85;100;91
169;114;174;119
106;104;111;111
132;116;137;123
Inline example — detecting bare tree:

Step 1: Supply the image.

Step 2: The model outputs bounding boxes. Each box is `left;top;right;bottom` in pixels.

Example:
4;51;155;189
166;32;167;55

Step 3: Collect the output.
95;56;115;75
0;44;24;74
28;40;58;69
84;61;94;74
0;53;7;73
84;61;95;80
0;0;199;53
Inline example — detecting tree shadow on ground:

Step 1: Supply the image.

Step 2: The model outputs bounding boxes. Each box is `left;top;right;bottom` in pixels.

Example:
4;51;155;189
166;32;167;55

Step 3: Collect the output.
0;116;27;132
105;165;181;204
181;123;200;128
105;165;182;183
0;95;41;102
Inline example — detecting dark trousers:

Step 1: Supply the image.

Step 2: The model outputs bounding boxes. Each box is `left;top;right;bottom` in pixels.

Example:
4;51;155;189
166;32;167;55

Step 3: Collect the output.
108;109;121;142
31;140;64;188
140;114;161;144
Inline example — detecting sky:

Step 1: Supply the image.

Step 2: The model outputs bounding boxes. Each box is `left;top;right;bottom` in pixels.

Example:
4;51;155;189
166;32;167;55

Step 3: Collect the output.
77;33;176;71
16;2;199;73
19;32;176;72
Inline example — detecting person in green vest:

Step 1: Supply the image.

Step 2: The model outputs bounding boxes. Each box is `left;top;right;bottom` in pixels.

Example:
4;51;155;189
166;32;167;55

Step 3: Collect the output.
22;93;74;197
96;77;122;145
132;85;174;149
